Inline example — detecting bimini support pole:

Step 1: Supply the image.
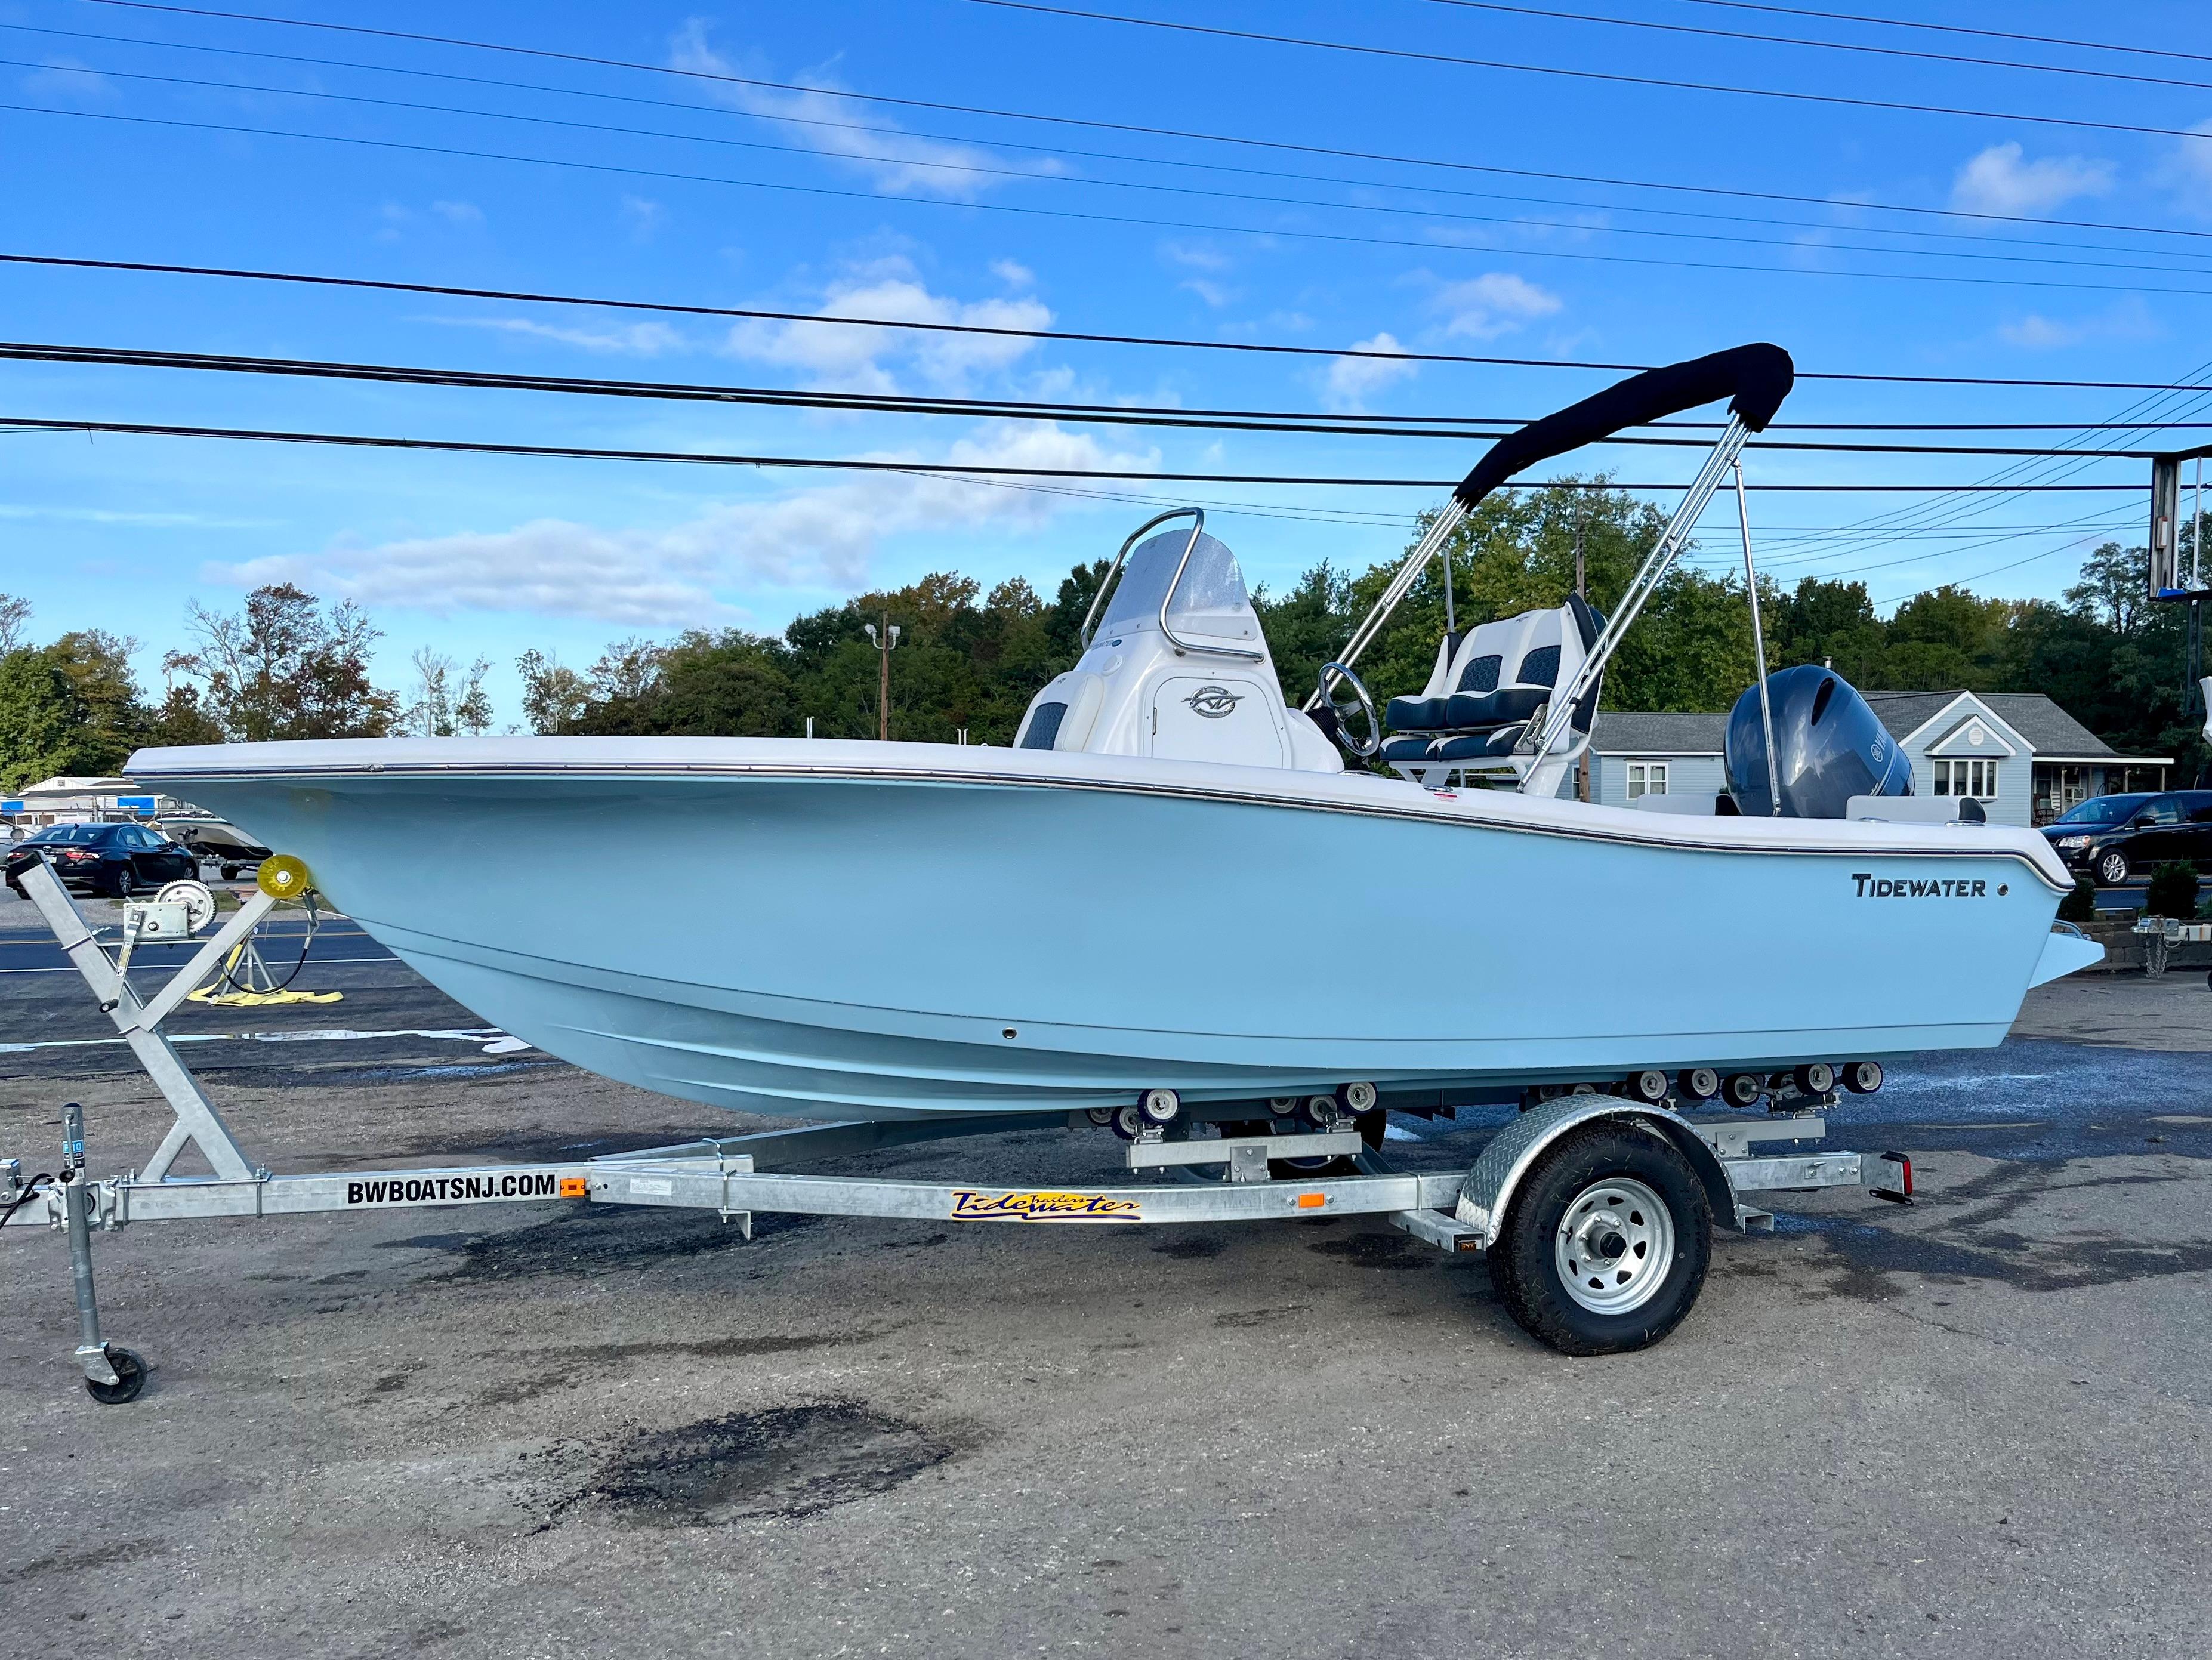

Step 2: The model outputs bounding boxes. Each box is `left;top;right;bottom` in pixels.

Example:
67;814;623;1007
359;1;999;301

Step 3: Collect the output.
1513;415;1752;785
1733;459;1782;816
1301;499;1470;709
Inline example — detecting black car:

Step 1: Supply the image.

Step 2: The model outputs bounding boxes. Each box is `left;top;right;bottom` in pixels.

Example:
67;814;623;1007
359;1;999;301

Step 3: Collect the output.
2041;790;2212;886
4;822;199;897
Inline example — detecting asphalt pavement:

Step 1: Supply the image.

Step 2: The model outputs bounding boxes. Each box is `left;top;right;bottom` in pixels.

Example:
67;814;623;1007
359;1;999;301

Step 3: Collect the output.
2;887;2208;1658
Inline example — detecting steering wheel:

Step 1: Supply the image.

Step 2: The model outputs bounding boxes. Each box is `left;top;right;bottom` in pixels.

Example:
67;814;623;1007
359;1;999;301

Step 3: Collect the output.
1317;661;1380;758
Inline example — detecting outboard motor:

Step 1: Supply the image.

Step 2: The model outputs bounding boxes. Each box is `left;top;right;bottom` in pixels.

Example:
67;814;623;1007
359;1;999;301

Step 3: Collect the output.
1724;665;1911;817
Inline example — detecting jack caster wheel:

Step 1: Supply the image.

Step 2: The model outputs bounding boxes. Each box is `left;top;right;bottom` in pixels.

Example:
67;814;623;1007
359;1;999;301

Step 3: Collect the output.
1110;1103;1145;1141
1793;1062;1837;1096
1138;1088;1181;1127
1488;1126;1711;1356
1676;1067;1720;1101
1720;1072;1765;1110
85;1346;147;1406
1620;1069;1669;1105
1842;1060;1884;1095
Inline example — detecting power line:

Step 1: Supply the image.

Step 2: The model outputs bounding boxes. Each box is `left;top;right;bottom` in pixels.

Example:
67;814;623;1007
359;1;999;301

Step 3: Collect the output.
962;0;2212;143
31;57;2212;283
10;252;2212;394
26;54;2212;280
1679;0;2212;69
0;415;2149;488
1420;1;2212;93
19;98;2212;306
0;338;2176;460
39;10;2212;248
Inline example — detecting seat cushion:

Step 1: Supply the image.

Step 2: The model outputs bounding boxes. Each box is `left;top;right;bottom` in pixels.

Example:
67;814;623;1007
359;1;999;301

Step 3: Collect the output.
1386;695;1454;730
1430;726;1526;760
1443;685;1548;730
1380;734;1439;762
1453;652;1503;693
1516;644;1561;688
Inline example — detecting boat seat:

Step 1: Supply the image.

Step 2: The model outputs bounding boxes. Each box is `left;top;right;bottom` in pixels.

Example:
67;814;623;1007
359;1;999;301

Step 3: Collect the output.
1384;624;1513;731
1380;596;1606;785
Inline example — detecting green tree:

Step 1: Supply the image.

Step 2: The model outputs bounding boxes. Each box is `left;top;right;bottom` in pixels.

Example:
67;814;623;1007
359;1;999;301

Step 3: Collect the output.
0;646;100;788
172;584;397;740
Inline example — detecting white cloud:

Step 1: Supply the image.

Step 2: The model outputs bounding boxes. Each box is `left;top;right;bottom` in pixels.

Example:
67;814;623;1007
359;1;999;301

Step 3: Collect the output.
990;258;1035;288
1430;272;1562;340
668;24;1050;199
1324;333;1417;411
620;196;664;240
206;424;1156;626
1180;278;1239;309
1998;297;2159;350
431;200;483;226
21;58;116;101
2156;119;2212;214
427;314;689;356
1950;142;2114;215
724;260;1053;393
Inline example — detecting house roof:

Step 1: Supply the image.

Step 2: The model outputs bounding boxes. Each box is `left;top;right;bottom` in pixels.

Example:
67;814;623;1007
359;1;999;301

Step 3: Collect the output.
1590;711;1729;754
1594;691;2166;763
1861;691;2127;758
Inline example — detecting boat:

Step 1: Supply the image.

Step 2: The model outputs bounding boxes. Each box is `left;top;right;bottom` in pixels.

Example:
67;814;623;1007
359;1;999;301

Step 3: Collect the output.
127;345;2100;1126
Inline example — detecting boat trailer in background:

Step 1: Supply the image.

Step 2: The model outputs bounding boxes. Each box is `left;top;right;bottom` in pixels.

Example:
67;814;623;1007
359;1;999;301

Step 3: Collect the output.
1;859;1911;1401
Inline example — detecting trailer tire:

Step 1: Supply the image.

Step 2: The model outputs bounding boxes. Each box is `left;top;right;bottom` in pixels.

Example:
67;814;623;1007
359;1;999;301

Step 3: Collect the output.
1488;1125;1711;1357
85;1346;147;1405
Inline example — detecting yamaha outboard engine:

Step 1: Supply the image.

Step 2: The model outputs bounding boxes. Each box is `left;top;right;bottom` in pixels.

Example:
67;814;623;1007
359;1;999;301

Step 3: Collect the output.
1724;665;1911;818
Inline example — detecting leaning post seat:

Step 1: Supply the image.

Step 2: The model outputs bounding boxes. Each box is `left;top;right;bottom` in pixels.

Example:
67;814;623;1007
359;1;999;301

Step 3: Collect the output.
1380;595;1605;776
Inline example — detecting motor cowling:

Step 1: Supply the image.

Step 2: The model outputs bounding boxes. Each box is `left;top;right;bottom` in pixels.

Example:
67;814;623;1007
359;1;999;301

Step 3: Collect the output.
1724;665;1911;818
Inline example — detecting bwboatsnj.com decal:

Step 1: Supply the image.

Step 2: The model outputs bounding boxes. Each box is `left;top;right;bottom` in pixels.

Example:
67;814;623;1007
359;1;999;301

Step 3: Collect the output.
948;1189;1143;1223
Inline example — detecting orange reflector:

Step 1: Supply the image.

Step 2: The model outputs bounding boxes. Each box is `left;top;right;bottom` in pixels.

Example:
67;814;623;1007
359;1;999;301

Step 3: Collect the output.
1295;1192;1327;1209
559;1177;588;1199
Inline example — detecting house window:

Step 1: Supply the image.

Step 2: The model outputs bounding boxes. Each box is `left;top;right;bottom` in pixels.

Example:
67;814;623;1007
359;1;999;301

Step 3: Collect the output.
1932;758;1998;800
1625;761;1668;799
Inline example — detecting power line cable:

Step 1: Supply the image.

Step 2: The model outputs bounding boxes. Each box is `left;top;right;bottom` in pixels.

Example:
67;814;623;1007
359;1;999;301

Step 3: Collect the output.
961;0;2212;144
0;414;2147;488
17;98;2212;304
0;338;2180;458
9;252;2212;393
42;10;2212;248
26;54;2212;278
29;58;2212;282
1418;1;2212;93
1678;0;2212;69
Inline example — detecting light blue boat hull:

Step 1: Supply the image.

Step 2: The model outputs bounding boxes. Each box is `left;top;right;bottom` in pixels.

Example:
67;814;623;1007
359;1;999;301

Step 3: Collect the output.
139;740;2086;1121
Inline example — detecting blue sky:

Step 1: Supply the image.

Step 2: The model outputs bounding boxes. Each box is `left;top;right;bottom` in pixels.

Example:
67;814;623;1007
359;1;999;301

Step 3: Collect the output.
3;0;2210;723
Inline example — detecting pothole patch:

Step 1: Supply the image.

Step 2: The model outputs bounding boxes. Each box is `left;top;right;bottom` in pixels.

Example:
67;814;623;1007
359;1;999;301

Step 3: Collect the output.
586;1400;958;1526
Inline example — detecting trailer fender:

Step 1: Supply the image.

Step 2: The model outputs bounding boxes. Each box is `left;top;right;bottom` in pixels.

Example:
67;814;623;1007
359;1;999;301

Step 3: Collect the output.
1453;1096;1738;1248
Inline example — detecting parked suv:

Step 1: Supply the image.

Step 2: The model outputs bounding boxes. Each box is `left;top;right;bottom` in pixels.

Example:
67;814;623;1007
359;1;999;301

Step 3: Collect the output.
2042;790;2212;886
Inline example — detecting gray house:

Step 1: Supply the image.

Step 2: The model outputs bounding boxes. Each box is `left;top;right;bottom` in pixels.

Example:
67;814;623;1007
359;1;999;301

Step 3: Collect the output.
1587;691;2172;828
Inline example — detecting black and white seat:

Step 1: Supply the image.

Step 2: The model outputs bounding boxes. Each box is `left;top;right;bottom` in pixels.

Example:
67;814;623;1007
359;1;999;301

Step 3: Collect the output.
1378;595;1604;789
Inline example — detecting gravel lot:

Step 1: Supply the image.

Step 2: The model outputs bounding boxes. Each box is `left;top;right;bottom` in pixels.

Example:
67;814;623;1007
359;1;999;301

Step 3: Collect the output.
2;887;2209;1658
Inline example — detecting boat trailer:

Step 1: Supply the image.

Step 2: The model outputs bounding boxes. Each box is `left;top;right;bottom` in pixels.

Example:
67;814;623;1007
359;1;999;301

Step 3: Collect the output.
1;859;1911;1400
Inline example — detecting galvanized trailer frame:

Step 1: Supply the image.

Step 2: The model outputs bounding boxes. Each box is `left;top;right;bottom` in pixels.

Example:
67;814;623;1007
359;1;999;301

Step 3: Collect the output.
1;860;1908;1401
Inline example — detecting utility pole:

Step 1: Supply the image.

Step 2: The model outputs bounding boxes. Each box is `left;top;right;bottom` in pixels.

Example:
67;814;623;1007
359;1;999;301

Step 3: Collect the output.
862;616;900;741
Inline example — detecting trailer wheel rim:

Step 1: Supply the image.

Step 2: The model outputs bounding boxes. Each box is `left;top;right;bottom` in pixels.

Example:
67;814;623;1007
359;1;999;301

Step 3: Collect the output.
1554;1175;1676;1315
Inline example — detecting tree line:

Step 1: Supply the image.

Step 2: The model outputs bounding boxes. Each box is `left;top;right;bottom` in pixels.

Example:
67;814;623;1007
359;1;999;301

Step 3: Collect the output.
2;481;2201;791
